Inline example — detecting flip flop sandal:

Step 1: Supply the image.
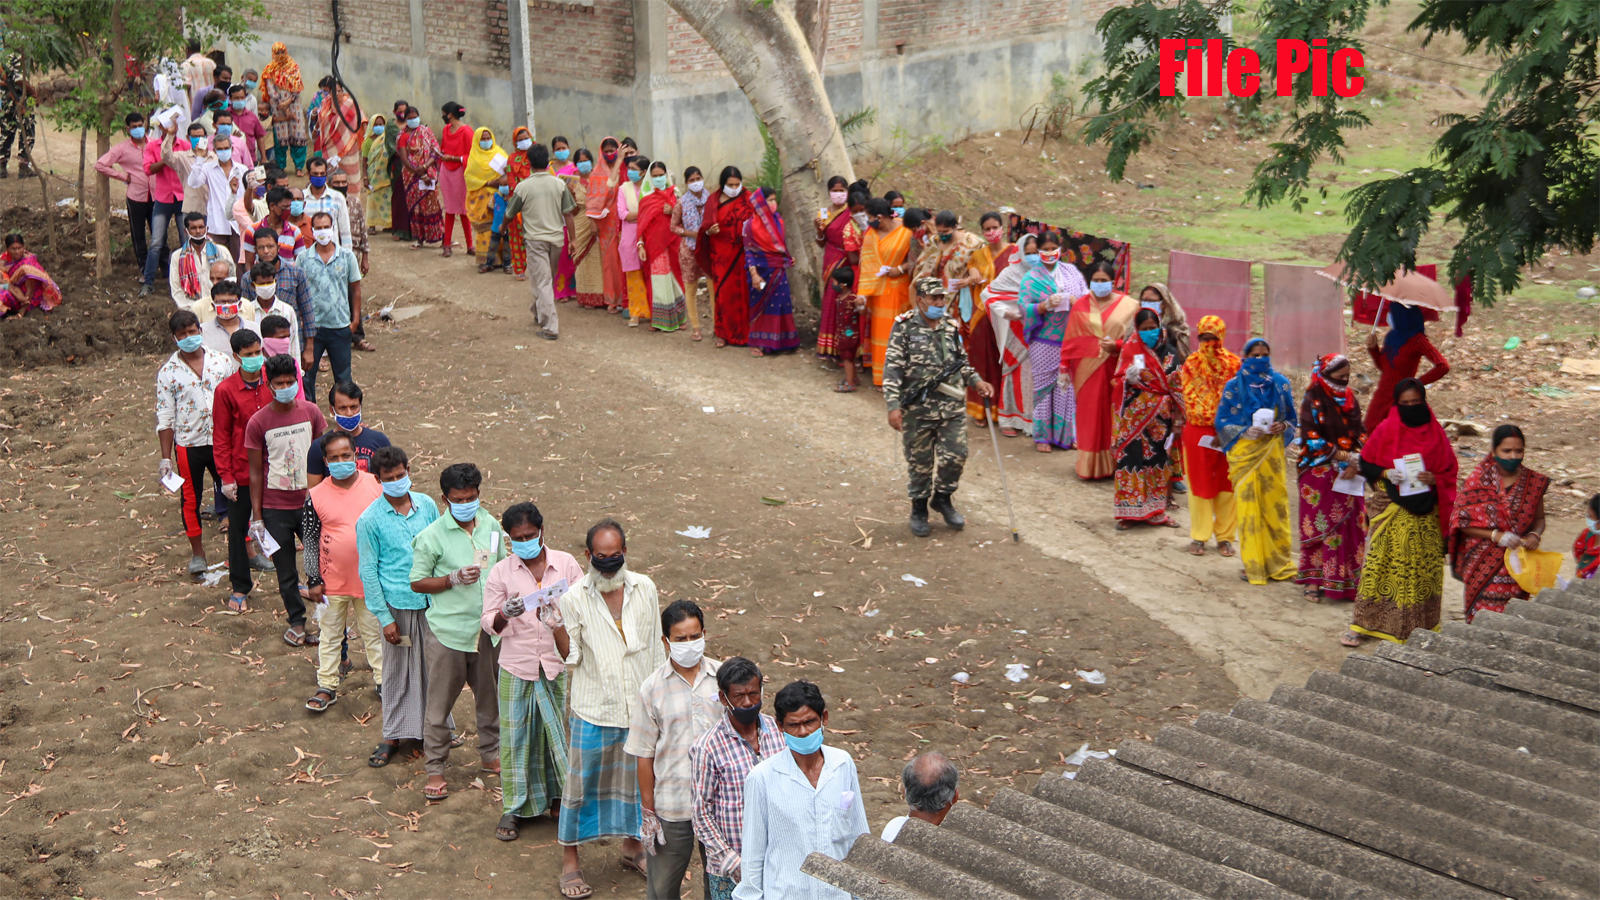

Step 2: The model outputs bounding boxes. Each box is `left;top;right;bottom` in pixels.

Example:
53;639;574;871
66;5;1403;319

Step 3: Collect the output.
223;594;248;615
1340;629;1363;647
1154;516;1181;528
305;688;337;713
283;626;309;647
495;813;519;841
1304;587;1325;603
449;732;467;749
832;381;857;393
1217;542;1236;557
620;852;649;878
559;870;594;899
368;742;397;768
1186;541;1206;556
422;782;448;800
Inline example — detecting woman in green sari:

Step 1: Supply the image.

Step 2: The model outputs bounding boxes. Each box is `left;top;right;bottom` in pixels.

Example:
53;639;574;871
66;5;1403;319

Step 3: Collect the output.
362;113;392;232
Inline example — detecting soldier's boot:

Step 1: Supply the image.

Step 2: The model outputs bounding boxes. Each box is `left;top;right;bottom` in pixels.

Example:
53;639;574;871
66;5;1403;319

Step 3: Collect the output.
0;163;8;179
930;493;965;530
909;498;931;537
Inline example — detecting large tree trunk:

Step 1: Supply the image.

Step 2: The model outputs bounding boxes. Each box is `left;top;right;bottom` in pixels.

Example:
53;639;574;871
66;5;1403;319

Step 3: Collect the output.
94;1;127;280
665;0;852;310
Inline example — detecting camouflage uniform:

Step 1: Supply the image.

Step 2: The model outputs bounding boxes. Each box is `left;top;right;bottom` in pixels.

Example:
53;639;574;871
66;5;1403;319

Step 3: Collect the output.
883;292;981;503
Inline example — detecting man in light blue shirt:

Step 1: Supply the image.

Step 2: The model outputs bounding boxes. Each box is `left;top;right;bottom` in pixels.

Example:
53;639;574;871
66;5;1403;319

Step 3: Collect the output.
299;209;362;403
356;445;441;768
735;681;868;900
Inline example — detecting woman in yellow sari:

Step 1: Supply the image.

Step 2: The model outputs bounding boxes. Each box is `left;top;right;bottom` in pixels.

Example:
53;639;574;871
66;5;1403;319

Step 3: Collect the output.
1214;338;1299;584
360;114;391;231
1058;261;1139;479
856;198;913;387
463;127;506;272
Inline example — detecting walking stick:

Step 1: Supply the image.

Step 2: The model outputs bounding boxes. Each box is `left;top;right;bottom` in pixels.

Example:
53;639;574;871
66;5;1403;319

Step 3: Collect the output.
983;398;1021;542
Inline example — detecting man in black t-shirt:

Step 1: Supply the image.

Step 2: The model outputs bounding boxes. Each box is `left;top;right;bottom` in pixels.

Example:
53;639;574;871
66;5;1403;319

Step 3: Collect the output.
307;380;389;487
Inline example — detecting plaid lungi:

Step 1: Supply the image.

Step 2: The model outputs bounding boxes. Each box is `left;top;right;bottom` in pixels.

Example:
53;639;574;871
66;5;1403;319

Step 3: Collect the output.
556;716;641;845
498;669;569;817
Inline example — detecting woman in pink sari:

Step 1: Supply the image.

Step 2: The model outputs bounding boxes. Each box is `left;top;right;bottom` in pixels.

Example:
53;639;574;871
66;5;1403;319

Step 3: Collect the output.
396;108;443;246
589;137;625;311
548;135;578;299
1059;260;1139;480
0;233;62;316
813;175;862;361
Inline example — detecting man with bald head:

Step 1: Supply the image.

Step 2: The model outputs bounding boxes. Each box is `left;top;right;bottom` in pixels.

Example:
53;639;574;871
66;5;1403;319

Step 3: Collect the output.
881;751;959;842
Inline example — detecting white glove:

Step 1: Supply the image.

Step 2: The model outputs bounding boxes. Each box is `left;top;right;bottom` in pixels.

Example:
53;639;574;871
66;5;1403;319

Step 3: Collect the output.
325;154;341;169
447;566;481;587
158;458;174;480
640;808;666;856
502;596;526;619
1496;530;1522;548
1386;469;1405;485
876;265;892;278
220;482;238;501
536;603;564;630
1243;426;1268;441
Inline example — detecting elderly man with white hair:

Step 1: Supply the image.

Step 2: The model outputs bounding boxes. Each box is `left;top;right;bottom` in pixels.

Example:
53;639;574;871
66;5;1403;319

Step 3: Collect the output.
880;751;959;842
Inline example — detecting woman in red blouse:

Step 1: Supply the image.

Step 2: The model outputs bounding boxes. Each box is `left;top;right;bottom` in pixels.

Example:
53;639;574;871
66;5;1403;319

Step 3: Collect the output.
1364;302;1449;432
436;102;475;258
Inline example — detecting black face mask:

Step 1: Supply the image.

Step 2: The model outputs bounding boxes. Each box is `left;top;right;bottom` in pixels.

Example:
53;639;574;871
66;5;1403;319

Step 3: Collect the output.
590;553;625;575
728;703;761;725
1397;404;1430;427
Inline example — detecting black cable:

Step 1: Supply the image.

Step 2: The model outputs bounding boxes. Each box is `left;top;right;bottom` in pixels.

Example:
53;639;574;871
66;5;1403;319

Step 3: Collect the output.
329;0;362;133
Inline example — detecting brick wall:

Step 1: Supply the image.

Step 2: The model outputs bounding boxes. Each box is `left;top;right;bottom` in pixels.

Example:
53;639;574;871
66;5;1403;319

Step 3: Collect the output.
876;0;1104;52
326;0;413;52
666;0;864;76
255;0;332;41
526;0;635;85
421;0;512;68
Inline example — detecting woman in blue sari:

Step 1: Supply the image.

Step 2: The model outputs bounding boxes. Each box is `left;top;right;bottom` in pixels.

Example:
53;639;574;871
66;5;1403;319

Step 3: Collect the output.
743;188;799;355
1015;231;1088;451
1215;338;1299;585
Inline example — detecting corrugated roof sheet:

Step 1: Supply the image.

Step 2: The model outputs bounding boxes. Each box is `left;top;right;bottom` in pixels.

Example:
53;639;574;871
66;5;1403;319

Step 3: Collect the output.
803;578;1600;899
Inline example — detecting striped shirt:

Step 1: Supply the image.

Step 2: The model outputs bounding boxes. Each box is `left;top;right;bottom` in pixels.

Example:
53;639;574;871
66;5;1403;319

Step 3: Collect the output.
557;569;665;729
623;658;723;822
689;712;785;877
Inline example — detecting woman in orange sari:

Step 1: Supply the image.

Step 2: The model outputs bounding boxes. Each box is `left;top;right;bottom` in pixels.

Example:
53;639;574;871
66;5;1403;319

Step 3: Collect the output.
315;83;364;198
855;198;913;387
694;166;756;347
588;136;625;311
1059;261;1139;480
502;127;534;280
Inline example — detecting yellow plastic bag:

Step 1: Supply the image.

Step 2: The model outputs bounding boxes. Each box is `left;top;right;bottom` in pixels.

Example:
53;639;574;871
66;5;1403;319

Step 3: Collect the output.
1505;547;1563;595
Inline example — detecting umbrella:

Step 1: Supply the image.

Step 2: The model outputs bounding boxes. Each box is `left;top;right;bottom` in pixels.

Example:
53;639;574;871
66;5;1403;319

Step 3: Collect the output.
1315;262;1456;312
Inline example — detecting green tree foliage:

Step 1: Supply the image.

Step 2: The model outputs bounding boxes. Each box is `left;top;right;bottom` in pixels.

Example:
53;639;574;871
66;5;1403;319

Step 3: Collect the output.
1082;0;1599;304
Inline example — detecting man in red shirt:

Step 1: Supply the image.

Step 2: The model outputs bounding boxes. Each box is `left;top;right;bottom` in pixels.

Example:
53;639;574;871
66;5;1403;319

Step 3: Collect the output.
246;354;326;646
213;326;275;612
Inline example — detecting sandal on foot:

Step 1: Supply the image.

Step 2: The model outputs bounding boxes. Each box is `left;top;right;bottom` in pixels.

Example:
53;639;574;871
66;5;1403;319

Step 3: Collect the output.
1217;542;1236;558
1000;428;1021;437
691;331;703;342
1303;587;1325;603
355;339;377;352
620;852;649;878
1340;629;1363;648
283;626;310;647
422;781;448;800
833;380;857;393
449;731;467;749
1186;540;1206;557
1115;520;1133;531
1152;515;1181;528
559;870;594;899
223;594;249;614
305;688;337;712
368;742;398;768
495;813;519;841
340;658;354;678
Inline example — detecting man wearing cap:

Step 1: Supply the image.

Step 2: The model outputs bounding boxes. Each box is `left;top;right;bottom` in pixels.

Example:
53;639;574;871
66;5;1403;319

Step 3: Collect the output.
883;278;993;537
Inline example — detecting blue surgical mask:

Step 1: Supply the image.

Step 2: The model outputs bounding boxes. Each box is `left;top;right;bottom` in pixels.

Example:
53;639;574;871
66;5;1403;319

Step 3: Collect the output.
1141;300;1163;313
1587;517;1598;532
231;100;245;111
511;536;543;560
245;80;258;91
272;384;298;403
406;116;421;129
215;148;232;162
372;124;385;136
381;475;412;498
129;126;146;140
449;499;480;522
1022;253;1041;268
496;185;508;196
289;200;305;217
1089;281;1113;297
576;160;594;176
216;123;233;138
309;175;327;189
651;174;668;190
627;169;642;183
924;304;946;319
327;459;358;480
552;147;568;160
190;136;205;150
784;726;825;755
176;334;204;353
334;411;361;430
1139;328;1162;349
891;206;905;217
479;139;493;150
238;354;265;374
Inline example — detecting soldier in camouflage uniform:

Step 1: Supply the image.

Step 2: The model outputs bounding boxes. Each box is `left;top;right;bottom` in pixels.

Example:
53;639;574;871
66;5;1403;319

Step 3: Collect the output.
884;277;994;536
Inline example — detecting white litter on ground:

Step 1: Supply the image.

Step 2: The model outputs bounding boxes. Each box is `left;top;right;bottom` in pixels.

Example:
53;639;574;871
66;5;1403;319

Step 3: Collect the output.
1004;663;1030;682
951;672;970;684
900;573;927;587
1076;669;1106;684
674;526;712;539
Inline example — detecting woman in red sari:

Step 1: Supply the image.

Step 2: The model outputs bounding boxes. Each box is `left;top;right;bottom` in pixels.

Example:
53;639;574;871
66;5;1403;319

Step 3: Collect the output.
397;111;443;246
1295;353;1367;602
502;126;534;281
695;166;755;348
589;137;625;311
814;175;862;361
1059;261;1140;480
0;232;62;316
638;160;688;332
1450;424;1550;622
743;188;798;355
1363;302;1449;432
1111;309;1181;527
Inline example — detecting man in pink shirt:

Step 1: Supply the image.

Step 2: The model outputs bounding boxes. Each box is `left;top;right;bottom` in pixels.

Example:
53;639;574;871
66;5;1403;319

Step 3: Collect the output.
143;108;189;295
96;111;152;277
227;84;266;163
481;501;584;841
302;429;385;712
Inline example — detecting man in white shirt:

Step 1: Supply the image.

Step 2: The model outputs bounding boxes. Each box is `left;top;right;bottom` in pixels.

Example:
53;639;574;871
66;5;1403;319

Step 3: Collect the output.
199;280;251;357
186;135;248;263
173;122;212;216
169;212;227;310
734;681;868;900
155;309;236;578
302;155;351;249
879;752;959;843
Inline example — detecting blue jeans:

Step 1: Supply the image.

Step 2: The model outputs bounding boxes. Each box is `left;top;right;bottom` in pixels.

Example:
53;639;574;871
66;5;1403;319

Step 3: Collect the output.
142;200;182;285
307;326;352;406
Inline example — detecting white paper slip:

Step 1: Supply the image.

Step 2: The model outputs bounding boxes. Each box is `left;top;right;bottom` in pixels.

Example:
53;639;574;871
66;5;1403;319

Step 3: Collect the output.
1333;470;1366;497
1197;433;1219;451
253;526;281;557
520;578;570;611
1164;432;1175;450
160;471;185;493
1251;408;1275;429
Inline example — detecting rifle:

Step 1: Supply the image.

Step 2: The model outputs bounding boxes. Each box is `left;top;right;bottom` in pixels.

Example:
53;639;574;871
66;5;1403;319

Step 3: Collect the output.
900;355;967;410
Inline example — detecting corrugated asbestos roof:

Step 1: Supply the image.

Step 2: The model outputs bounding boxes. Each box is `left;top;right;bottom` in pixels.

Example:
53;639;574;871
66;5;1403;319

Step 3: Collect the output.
803;578;1600;899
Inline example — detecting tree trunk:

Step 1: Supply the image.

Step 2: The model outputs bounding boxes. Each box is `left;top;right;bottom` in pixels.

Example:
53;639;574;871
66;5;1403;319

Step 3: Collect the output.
94;0;127;280
793;0;831;67
664;0;852;311
76;128;88;218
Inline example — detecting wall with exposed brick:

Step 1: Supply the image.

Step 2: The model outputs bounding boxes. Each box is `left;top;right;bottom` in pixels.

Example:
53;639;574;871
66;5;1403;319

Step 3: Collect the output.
422;0;512;69
527;0;635;85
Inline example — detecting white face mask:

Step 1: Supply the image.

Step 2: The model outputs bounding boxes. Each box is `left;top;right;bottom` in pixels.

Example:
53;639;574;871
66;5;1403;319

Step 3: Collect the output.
668;636;705;668
515;138;532;151
829;190;848;205
254;282;276;300
312;228;336;246
723;184;742;199
852;212;868;230
688;180;705;194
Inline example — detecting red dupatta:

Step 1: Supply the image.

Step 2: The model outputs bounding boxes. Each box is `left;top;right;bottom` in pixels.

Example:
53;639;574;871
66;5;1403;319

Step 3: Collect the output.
694;189;755;279
1360;404;1459;538
584;136;618;218
743;189;790;269
639;184;682;282
1112;335;1176;447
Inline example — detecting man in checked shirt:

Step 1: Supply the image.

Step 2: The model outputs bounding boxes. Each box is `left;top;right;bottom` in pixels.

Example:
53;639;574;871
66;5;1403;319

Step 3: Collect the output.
687;657;784;900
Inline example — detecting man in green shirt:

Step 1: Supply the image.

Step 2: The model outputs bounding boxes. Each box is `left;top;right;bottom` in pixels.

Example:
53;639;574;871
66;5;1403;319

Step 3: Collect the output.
409;462;507;800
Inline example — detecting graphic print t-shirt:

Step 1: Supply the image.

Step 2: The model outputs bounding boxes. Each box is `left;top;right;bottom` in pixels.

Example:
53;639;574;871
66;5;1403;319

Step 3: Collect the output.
244;400;326;510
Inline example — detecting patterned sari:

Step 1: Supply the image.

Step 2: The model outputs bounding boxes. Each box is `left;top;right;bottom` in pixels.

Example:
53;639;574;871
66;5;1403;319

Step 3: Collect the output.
1017;263;1087;448
1060;291;1140;478
0;251;62;315
569;174;604;307
982;258;1035;432
695;189;756;346
361;115;391;230
743;190;798;354
1295;356;1367;600
398;123;443;243
639;182;687;331
1215;342;1299;584
1112;334;1178;521
817;209;862;359
857;224;912;385
316;88;364;192
587;140;624;308
1451;457;1550;622
504;129;535;276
